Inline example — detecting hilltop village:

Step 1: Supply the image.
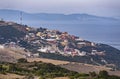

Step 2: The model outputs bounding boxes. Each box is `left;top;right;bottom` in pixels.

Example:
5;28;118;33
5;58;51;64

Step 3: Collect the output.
0;21;105;58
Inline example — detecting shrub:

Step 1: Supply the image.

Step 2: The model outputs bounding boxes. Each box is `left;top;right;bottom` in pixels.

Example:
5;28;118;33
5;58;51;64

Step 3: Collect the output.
17;58;27;63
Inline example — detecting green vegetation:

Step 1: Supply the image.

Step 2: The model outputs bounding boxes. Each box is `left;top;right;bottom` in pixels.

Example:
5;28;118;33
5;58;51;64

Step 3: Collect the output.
0;60;120;79
0;60;79;79
0;25;25;44
17;58;28;63
39;52;93;64
0;26;25;38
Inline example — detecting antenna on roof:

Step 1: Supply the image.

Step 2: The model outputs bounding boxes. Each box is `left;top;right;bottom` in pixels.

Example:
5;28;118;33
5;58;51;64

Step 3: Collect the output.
20;11;23;25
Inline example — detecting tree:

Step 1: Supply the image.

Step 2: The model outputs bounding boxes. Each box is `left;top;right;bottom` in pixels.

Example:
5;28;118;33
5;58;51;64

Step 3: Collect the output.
17;58;27;63
8;64;17;72
89;71;97;77
0;64;3;71
99;70;109;78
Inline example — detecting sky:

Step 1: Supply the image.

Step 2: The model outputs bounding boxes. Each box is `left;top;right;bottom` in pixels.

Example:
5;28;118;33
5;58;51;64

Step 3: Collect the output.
0;0;120;17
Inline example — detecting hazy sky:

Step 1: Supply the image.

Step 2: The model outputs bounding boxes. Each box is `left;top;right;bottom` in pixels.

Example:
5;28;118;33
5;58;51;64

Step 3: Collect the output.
0;0;120;17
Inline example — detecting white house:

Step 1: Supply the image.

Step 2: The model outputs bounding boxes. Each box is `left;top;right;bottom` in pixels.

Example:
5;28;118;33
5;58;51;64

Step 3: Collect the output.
33;53;39;57
0;45;4;49
78;51;86;56
75;38;84;41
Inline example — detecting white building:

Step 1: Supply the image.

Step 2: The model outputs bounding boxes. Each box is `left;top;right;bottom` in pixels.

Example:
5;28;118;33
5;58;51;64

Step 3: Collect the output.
75;38;84;41
33;53;39;57
78;51;86;56
91;50;97;55
91;42;96;46
38;47;48;52
0;45;4;49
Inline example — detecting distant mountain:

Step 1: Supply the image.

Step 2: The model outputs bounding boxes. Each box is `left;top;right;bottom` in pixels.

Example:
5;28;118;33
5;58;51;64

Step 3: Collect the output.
0;9;118;21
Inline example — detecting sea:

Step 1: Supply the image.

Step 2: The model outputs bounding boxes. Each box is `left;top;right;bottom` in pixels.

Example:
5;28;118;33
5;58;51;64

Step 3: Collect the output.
23;20;120;50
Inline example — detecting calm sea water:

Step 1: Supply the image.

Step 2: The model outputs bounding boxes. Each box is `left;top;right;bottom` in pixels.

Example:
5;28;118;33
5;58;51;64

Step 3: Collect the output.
23;20;120;50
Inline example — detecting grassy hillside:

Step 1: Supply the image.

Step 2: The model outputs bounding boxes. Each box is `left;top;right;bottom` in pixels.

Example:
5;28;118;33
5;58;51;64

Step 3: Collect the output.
0;59;120;79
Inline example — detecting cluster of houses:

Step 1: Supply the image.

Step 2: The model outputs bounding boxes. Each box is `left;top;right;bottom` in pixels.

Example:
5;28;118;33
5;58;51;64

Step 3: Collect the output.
22;27;105;57
0;25;105;57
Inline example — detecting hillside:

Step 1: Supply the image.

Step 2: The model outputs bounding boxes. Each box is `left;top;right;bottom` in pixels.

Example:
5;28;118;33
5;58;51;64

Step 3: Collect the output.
0;20;120;70
27;58;120;76
0;21;27;44
0;46;30;63
1;60;120;79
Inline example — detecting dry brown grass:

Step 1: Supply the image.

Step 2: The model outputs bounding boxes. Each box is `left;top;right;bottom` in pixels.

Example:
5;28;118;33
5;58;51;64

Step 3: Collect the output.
27;58;70;65
60;62;111;74
0;73;25;79
0;73;68;79
0;48;27;62
109;71;120;76
60;62;120;76
54;77;70;79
